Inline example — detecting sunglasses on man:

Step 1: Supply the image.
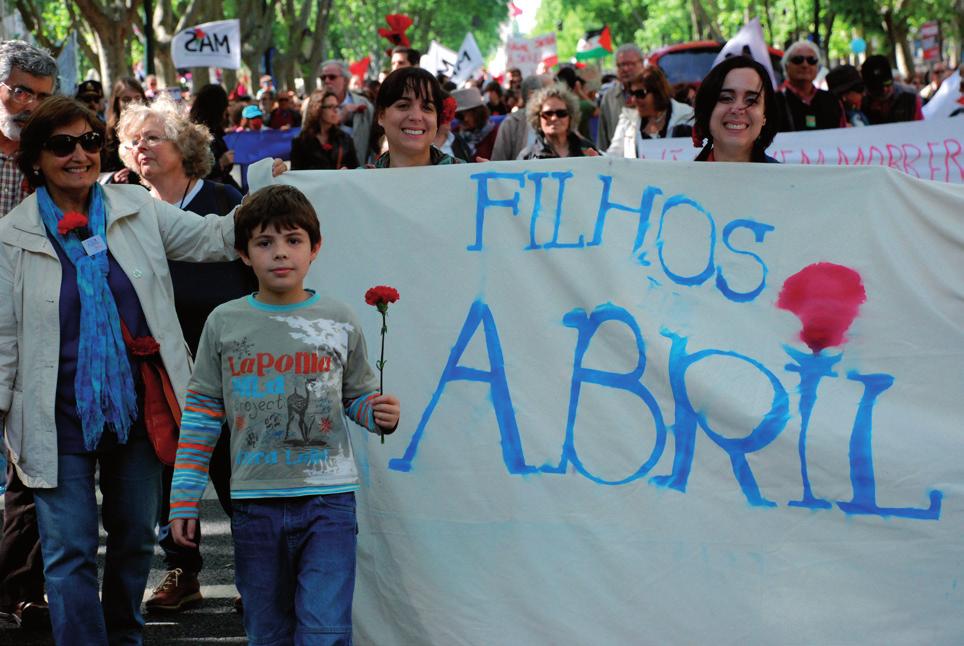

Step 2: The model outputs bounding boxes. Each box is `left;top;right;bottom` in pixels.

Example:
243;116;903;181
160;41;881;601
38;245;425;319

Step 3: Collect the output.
42;131;104;157
540;109;569;120
790;55;819;66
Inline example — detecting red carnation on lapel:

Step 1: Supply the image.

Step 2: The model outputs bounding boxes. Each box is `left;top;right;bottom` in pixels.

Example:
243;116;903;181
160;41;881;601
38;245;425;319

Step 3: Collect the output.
58;211;89;237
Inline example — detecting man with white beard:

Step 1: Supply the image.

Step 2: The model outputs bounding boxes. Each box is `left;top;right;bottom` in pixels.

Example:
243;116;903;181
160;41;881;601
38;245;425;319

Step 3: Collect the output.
0;40;56;630
0;40;57;218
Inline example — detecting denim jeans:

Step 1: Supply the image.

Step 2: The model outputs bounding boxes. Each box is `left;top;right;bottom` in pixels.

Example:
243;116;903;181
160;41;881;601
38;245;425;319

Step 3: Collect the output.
33;436;162;646
232;493;358;646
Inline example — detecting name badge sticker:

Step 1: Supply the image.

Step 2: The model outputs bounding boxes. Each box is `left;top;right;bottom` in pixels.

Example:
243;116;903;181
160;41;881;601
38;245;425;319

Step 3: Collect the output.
82;235;108;256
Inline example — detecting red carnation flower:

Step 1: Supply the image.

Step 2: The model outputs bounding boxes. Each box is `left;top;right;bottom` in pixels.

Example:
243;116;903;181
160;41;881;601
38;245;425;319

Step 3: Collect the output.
129;335;161;357
441;96;458;125
365;285;400;309
322;142;333;151
57;211;89;237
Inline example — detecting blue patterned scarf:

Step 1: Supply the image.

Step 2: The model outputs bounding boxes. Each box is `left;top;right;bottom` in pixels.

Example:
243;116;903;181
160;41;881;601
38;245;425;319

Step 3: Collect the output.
37;184;138;450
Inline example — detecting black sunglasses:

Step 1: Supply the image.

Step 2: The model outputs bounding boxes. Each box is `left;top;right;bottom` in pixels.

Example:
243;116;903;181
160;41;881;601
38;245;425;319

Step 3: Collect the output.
42;131;104;157
629;88;649;99
790;55;819;66
540;109;569;120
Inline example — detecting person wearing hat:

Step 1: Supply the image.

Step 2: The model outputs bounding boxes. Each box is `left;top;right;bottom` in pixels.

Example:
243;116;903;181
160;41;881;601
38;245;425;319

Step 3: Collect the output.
238;104;265;131
75;80;105;121
825;65;869;127
860;54;923;125
451;86;499;161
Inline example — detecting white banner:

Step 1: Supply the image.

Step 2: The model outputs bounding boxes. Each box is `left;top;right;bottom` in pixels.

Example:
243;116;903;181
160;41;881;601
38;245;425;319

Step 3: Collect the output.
450;33;484;85
420;40;457;77
922;70;963;120
171;19;241;70
713;18;778;89
634;118;964;183
506;32;558;76
250;158;964;645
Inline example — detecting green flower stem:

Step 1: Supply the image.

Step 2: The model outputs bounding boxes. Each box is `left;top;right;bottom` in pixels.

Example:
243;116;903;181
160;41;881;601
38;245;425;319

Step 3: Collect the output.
378;309;387;443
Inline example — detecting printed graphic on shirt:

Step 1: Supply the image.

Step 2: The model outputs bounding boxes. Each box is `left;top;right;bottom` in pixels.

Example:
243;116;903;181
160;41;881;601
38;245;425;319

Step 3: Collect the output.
216;312;365;488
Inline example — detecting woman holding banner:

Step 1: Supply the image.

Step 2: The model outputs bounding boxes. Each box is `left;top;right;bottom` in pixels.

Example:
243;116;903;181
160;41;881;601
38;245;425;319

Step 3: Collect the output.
692;56;780;163
373;67;461;167
0;96;240;645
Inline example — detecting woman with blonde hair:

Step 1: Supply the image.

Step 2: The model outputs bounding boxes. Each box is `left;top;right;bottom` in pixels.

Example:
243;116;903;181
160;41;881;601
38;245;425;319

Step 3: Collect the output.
518;83;598;159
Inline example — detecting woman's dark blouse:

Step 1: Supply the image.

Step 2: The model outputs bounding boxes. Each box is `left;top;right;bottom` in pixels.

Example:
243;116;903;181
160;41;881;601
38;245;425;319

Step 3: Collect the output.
290;128;360;170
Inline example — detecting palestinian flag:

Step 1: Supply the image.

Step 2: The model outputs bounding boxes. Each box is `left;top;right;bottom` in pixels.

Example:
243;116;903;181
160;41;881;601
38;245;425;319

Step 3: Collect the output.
576;26;613;61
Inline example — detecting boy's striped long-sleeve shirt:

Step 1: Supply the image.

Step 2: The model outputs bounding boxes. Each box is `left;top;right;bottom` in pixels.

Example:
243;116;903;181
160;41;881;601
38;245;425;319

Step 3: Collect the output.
169;292;383;521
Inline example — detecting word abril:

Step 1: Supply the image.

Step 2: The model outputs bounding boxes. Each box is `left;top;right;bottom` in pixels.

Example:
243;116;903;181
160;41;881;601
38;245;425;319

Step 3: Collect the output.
388;299;943;521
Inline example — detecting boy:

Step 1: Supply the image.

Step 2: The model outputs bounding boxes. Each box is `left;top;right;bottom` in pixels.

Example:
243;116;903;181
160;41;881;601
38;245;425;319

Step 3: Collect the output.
169;184;400;644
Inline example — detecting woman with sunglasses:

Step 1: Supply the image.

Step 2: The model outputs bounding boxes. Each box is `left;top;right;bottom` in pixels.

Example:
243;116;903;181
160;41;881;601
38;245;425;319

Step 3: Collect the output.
0;96;241;646
691;56;780;163
775;41;846;132
518;84;599;160
290;89;360;170
607;67;694;158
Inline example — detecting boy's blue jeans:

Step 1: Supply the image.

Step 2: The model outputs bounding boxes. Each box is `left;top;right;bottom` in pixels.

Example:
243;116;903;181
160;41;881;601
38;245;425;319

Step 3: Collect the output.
232;492;358;646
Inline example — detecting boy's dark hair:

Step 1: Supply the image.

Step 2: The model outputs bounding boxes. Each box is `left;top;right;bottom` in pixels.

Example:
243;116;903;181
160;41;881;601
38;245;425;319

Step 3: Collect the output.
234;185;321;253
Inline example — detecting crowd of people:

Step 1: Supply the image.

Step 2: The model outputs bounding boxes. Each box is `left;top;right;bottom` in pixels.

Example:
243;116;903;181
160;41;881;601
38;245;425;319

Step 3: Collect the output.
0;30;959;646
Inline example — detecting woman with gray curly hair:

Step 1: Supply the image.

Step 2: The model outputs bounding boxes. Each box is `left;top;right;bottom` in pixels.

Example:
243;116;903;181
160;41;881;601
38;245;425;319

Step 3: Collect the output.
518;83;599;159
117;95;253;613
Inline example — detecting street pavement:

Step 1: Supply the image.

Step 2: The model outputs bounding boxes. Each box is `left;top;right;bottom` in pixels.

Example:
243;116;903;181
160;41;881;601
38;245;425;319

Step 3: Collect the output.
0;494;246;645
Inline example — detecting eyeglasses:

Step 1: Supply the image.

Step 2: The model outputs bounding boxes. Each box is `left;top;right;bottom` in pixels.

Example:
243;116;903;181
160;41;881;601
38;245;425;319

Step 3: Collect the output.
790;55;819;66
321;104;340;110
123;133;168;149
0;81;50;105
629;88;649;100
321;74;342;81
42;131;104;157
540;109;569;120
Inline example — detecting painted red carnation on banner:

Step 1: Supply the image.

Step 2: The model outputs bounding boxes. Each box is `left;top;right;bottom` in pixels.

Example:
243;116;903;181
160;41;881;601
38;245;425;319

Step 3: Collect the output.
365;284;400;443
57;211;88;237
441;96;458;125
777;262;866;353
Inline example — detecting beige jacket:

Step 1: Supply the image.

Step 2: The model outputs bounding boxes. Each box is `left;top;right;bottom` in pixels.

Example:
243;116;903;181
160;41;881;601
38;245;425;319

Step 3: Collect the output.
0;184;237;488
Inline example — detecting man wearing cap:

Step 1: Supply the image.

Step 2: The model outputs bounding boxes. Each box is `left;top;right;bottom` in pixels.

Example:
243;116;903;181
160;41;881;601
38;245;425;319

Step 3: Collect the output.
860;54;923;125
268;91;302;130
826;65;869;127
597;44;645;151
239;104;265;130
319;59;373;164
75;79;105;121
0;39;57;631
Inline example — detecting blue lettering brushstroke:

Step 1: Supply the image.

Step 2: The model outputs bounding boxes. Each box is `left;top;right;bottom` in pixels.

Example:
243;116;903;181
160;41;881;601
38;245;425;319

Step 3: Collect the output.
715;219;774;303
388;299;537;474
657;195;716;286
653;331;790;507
542;171;584;249
523;171;549;250
467;171;527;251
588;176;661;265
544;304;666;484
837;370;943;519
784;347;839;510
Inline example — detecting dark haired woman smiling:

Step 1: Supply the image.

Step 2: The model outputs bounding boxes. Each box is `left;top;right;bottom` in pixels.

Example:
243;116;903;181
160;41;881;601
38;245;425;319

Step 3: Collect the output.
373;67;460;167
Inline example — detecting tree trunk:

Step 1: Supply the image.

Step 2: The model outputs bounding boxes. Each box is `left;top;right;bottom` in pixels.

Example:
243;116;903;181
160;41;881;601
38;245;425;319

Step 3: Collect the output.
71;0;140;88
